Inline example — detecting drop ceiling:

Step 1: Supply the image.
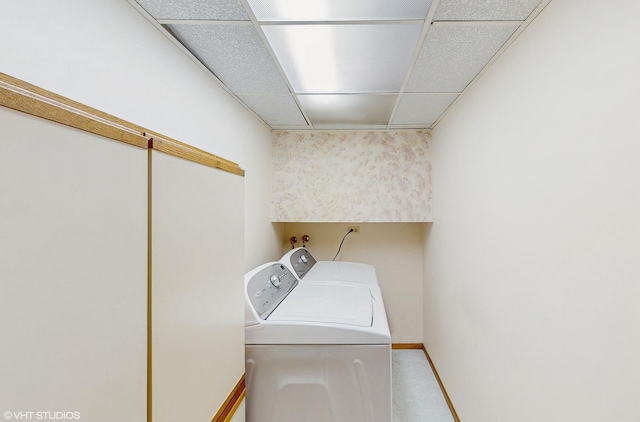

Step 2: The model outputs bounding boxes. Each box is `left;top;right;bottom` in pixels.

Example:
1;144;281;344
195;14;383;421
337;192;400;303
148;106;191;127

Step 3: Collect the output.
129;0;547;130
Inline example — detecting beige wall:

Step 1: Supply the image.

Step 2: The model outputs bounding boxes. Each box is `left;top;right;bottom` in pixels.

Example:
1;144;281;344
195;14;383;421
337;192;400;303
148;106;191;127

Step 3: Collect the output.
1;1;283;421
282;223;424;343
0;107;148;421
425;0;640;420
151;151;245;422
0;0;280;271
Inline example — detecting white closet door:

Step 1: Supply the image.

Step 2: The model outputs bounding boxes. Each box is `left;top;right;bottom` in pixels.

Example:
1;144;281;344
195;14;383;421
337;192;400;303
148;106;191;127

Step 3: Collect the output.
151;150;244;422
0;107;148;421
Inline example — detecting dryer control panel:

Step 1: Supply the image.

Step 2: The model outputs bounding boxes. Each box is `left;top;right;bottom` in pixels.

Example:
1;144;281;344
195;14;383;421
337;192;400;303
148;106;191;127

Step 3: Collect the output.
288;248;317;279
247;263;298;319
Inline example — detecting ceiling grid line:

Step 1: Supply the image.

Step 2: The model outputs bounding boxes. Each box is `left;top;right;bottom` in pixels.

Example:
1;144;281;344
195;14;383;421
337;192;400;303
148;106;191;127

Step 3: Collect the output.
237;0;315;129
129;0;549;130
157;19;254;25
387;0;442;130
430;0;554;128
125;0;273;129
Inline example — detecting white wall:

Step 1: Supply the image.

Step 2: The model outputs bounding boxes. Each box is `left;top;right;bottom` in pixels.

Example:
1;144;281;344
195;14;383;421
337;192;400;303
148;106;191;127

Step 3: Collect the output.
283;223;424;343
1;107;148;422
2;2;280;421
0;0;281;270
425;0;640;420
151;151;245;422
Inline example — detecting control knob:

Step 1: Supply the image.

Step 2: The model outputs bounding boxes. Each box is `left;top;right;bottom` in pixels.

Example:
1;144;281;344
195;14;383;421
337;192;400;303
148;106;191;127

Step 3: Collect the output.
269;274;282;288
299;254;308;264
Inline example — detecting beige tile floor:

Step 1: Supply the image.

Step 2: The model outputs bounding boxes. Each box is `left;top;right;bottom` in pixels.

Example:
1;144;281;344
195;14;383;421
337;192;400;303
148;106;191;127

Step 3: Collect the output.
392;349;455;422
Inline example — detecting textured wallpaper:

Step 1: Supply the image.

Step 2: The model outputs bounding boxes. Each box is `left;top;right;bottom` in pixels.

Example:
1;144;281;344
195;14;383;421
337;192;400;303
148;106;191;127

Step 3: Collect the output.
272;130;432;222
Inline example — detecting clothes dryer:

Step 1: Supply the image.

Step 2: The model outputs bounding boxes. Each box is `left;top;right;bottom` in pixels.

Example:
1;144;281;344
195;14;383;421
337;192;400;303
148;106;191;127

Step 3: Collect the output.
281;247;378;287
245;262;391;422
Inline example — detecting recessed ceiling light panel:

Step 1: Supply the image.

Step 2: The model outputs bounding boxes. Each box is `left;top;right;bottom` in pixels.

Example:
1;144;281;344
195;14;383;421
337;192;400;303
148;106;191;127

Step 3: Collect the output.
246;0;433;21
263;24;422;93
298;94;397;126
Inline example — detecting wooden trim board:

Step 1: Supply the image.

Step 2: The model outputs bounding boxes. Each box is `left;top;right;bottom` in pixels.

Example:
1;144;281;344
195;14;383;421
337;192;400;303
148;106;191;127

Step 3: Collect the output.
0;72;244;176
147;149;153;422
421;345;461;422
146;132;244;176
223;389;245;422
0;72;148;149
211;374;246;422
392;343;424;350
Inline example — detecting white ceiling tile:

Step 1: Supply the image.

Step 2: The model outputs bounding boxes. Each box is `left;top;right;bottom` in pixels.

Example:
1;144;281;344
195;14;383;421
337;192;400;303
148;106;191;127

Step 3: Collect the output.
246;0;433;21
406;22;519;93
133;0;544;129
262;24;422;93
392;93;458;126
238;95;308;126
167;24;291;94
135;0;249;20
298;95;397;127
434;0;542;21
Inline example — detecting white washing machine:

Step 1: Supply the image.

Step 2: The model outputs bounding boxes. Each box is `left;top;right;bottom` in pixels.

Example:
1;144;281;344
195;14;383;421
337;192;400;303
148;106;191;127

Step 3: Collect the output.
281;247;379;287
245;262;391;422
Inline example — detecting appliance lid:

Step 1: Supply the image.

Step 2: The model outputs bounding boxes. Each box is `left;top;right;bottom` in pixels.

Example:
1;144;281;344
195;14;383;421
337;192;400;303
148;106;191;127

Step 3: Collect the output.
267;282;373;327
307;261;378;284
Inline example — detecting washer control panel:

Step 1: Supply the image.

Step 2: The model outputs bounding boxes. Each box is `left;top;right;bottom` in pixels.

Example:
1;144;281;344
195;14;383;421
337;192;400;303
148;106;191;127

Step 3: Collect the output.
247;263;298;319
288;248;317;279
